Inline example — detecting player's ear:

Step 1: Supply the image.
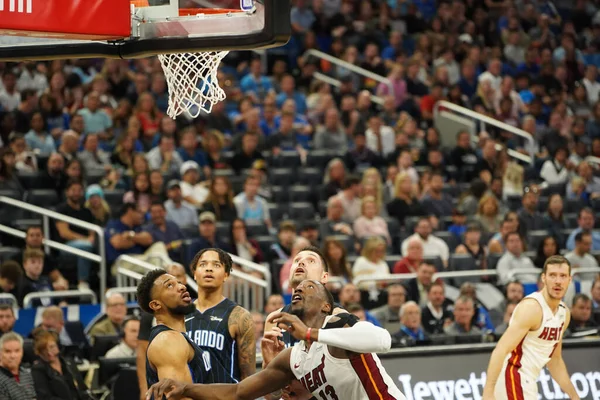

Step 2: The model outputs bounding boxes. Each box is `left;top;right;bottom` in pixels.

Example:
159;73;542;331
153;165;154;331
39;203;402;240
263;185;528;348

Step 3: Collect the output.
322;301;332;315
149;299;161;312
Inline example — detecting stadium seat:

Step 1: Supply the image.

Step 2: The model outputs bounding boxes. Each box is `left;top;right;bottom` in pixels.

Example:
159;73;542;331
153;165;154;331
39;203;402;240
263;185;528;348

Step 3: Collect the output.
541;183;565;197
270;168;295;187
306;150;336;169
487;253;502;270
245;221;269;236
298;167;322;186
213;168;235;179
104;189;126;207
270;151;301;168
86;170;105;185
318;201;327;217
215;221;231;239
384;255;402;271
434;231;458;252
505;195;522;211
254;235;277;255
16;171;41;190
111;367;140;400
327;234;354;255
442;185;461;198
270;185;289;204
527;230;550;252
288;185;312;202
0;189;22;200
267;203;285;223
288;202;315;220
537;197;548;212
0;247;21;262
566;199;584;213
181;226;198;239
27;189;59;207
423;256;443;271
448;254;477;286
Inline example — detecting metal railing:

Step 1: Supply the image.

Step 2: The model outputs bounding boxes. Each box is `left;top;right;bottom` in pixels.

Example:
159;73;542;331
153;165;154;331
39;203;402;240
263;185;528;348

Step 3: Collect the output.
311;71;385;106
0;294;18;314
433;100;535;165
353;270;499;287
105;287;138;303
0;196;107;304
23;289;97;308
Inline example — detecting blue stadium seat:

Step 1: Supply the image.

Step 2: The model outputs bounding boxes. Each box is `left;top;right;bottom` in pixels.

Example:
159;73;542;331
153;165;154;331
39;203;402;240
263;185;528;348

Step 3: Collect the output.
288;202;315;220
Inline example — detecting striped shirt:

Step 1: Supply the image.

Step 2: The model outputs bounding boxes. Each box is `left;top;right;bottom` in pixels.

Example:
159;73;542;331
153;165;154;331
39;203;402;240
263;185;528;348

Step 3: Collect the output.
0;366;37;400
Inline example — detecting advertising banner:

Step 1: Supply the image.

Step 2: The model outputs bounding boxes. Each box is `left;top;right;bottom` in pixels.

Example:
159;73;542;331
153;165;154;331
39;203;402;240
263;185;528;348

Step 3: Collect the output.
379;342;600;400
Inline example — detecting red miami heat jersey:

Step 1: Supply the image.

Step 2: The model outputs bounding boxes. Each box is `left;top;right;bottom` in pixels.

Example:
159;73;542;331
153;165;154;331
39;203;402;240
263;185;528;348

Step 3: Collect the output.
495;291;567;400
289;340;406;400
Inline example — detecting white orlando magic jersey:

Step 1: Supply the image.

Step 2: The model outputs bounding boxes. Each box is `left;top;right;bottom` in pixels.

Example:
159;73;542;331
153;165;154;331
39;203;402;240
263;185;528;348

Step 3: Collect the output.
496;291;567;399
289;340;406;400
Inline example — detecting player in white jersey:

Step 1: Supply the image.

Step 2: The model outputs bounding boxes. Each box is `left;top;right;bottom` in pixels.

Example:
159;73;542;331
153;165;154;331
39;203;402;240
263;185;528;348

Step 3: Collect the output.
147;279;406;400
483;255;580;400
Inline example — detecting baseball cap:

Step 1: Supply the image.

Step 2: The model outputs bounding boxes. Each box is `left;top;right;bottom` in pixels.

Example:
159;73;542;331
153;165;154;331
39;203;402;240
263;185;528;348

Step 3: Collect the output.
85;184;104;201
167;179;181;190
199;211;216;223
180;160;200;176
459;33;473;44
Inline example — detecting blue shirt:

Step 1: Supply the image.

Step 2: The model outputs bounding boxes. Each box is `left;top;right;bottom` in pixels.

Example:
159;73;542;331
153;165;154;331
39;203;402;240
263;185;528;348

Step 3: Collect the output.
276;92;307;115
177;148;208;167
143;220;185;260
77;108;112;134
413;0;436;20
239;74;273;100
566;228;600;251
24;130;55;155
104;219;146;265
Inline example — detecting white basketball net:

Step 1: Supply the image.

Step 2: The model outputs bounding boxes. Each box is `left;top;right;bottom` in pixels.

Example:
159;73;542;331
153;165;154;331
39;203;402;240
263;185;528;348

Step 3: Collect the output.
158;50;230;119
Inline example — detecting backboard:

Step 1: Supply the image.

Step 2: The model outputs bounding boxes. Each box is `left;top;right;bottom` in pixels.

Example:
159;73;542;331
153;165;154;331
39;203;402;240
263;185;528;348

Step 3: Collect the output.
0;0;290;60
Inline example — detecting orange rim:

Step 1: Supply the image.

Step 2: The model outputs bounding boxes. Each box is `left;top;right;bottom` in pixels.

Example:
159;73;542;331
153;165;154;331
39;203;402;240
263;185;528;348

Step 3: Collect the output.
178;8;243;16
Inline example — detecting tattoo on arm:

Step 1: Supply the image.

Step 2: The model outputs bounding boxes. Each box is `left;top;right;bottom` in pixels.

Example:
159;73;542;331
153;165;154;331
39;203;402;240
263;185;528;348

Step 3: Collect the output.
230;306;257;380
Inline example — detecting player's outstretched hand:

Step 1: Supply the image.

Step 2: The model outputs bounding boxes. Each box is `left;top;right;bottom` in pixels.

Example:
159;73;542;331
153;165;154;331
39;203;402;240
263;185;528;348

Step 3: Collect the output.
268;312;309;342
146;378;187;400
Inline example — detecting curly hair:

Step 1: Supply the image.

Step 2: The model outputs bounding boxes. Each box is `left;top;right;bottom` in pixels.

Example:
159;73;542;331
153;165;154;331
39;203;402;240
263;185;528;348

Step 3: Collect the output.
136;269;167;314
190;248;233;275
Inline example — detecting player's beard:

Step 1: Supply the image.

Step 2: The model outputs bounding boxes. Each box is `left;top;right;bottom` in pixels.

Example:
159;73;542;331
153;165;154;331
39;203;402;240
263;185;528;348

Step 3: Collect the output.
291;307;305;320
168;303;196;316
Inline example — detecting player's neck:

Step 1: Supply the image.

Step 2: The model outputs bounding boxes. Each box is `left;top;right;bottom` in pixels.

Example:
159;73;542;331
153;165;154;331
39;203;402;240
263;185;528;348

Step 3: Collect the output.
303;313;327;330
541;289;561;313
196;288;225;312
157;313;186;332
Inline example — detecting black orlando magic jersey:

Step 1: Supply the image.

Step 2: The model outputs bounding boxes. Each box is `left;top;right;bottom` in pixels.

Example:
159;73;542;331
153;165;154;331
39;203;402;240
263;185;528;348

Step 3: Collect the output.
146;324;213;390
185;298;240;383
280;302;359;348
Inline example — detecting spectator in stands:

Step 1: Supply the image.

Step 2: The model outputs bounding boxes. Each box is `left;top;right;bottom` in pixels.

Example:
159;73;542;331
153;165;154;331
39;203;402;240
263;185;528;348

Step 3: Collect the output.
104;203;153;267
231;133;263;175
35;152;68;198
264;294;284;315
488;215;518;254
0;305;15;337
387;172;425;227
31;330;91;400
18;249;52;307
105;317;139;359
421;172;453;217
475;194;502;234
322;238;352;289
365;115;395;158
322;158;346;200
24;111;55;155
353;196;391;245
35;306;87;348
540;148;573;185
448;130;478;181
202;176;237;223
393;238;423;274
204;130;230;171
89;292;128;342
497;232;538;286
230;218;263;265
146;136;183;176
0;332;36;400
543;194;567;240
517;186;545;234
314;108;348;153
9;133;37;173
240;58;273;101
277;74;307;115
474;139;498;180
0;71;19;112
0;262;21;297
592;278;600;321
251;311;264;354
178;161;208;208
421;282;452;335
56;130;78;163
495;301;518;337
344;131;383;172
447;207;467;239
148;170;165;204
77;91;112;136
320;196;353;238
565;231;600;281
234;175;272;231
337;283;380;326
391;301;428;347
566;208;600;251
370;283;406;333
0;149;24;198
352;237;390;287
188;211;229;257
444;296;482;336
395;150;419;185
268;220;296;264
567;161;600;200
404;262;436;307
143;202;184;261
401;217;450;266
459;282;495;332
78;133;110;173
568;294;598;334
455;223;487;269
164;180;197;229
85;184;111;227
534;236;560;270
176;127;208;173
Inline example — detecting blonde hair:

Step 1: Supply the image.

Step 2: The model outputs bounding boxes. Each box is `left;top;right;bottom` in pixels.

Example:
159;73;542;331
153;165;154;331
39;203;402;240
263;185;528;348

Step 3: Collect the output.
361;168;383;209
361;195;379;215
477;194;499;216
394;172;414;198
361;237;386;260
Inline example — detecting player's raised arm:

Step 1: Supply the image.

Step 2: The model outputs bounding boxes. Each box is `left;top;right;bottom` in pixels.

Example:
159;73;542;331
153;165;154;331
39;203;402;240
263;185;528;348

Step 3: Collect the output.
546;311;580;400
147;348;295;400
147;330;194;384
482;299;541;398
229;306;256;380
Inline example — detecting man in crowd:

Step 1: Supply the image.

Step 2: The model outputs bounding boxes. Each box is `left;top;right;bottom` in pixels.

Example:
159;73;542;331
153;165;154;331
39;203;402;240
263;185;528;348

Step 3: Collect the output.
401;218;450;267
143;202;185;262
334;176;362;222
18;248;53;307
35;306;88;349
187;211;229;258
370;283;407;333
337;283;380;326
421;282;452;335
234;175;272;231
105;203;153;267
566;208;600;251
568;293;598;334
392;301;428;347
89;292;128;342
517;186;545;234
444;296;482;336
404;262;437;307
105;317;140;359
319;196;354;238
35;152;68;199
0;305;16;337
565;231;600;281
497;232;537;285
0;332;36;399
264;294;284;315
146;135;183;176
164;180;198;230
0;262;21;297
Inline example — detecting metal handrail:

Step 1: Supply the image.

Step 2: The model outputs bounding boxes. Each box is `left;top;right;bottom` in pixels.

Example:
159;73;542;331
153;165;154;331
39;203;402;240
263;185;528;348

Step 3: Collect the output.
23;289;97;308
0;196;107;303
311;71;385;106
303;49;394;95
507;268;541;281
0;294;18;313
353;270;499;287
106;287;138;297
434;100;535;165
571;267;600;279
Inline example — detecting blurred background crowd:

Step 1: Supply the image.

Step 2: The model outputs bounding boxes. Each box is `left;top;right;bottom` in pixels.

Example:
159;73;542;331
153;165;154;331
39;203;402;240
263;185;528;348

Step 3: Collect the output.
1;0;600;398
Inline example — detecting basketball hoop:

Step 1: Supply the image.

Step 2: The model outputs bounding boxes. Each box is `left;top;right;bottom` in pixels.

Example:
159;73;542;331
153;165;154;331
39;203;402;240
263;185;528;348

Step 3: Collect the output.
155;8;248;119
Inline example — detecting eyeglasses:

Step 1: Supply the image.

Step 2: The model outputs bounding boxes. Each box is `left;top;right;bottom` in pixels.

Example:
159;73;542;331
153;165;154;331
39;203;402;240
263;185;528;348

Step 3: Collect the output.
524;186;539;194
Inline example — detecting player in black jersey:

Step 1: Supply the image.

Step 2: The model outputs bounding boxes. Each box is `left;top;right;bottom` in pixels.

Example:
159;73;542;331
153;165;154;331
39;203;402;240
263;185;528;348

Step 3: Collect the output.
186;248;256;383
262;245;358;399
136;269;214;391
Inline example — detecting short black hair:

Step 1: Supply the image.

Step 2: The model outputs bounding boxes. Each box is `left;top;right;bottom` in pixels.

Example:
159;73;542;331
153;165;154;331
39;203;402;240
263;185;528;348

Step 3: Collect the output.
137;269;167;314
343;175;360;189
190;248;233;275
0;261;22;284
575;231;591;243
65;179;83;191
25;225;42;235
298;246;329;272
573;293;591;307
578;207;594;219
150;201;165;210
119;203;138;217
0;304;14;315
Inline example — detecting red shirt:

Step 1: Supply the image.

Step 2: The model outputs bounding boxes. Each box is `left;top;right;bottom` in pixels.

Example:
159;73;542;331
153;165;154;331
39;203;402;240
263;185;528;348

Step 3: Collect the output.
393;258;420;274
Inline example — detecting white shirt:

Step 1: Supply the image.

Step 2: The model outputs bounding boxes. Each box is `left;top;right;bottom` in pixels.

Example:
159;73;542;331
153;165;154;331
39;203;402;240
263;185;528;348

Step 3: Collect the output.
539;159;570;185
366;125;395;157
583;77;600;104
105;342;136;359
352;256;390;280
401;233;449;263
180;181;209;205
0;90;20;111
478;71;502;91
496;251;537;285
564;251;600;281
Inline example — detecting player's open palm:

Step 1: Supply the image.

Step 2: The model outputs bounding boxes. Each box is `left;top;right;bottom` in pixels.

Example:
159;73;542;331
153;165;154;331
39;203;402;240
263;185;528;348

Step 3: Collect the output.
146;378;186;400
261;328;285;365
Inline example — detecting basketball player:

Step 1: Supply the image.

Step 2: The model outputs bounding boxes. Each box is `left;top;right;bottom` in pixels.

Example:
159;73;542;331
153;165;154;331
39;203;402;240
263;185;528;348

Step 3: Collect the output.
482;255;580;400
136;269;214;391
186;248;256;383
147;280;406;400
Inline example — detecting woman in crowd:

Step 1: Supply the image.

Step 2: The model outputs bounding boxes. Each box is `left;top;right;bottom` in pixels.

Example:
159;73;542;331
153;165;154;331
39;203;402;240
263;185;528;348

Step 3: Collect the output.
353;196;392;245
204;130;230;171
123;172;151;214
352;236;390;290
544;193;567;243
475;194;502;233
534;236;561;269
229;218;263;265
65;158;86;185
148;169;166;204
455;223;488;269
25;111;55;155
135;92;163;148
322;158;346;199
387;172;425;227
111;134;136;171
322;238;353;291
202;176;238;223
84;184;111;227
